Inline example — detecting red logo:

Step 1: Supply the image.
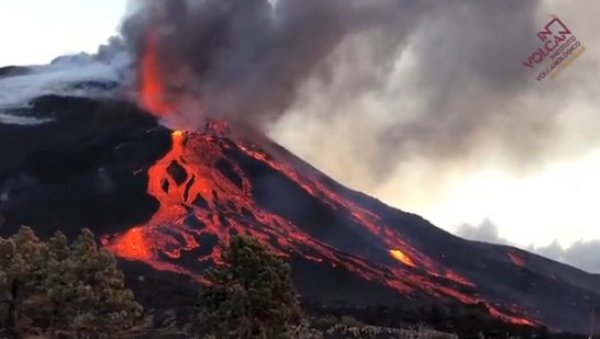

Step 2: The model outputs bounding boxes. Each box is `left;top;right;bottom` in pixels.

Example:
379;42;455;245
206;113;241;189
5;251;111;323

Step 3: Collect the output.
521;15;585;81
523;16;573;69
536;16;571;43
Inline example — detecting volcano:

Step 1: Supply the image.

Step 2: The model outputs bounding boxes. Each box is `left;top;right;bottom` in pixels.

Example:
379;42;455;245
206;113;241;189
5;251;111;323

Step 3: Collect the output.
0;91;599;334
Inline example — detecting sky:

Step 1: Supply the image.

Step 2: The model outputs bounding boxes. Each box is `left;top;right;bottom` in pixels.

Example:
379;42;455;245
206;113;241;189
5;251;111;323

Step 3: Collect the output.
0;0;125;66
0;1;598;272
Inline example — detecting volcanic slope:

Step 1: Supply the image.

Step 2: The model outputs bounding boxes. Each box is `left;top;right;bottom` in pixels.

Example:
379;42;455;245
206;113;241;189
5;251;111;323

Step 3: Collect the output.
1;95;599;334
100;120;599;333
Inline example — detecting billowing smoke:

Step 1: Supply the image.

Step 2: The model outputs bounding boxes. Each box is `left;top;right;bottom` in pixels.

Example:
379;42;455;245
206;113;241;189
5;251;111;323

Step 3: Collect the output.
267;0;600;212
121;0;429;129
272;0;551;191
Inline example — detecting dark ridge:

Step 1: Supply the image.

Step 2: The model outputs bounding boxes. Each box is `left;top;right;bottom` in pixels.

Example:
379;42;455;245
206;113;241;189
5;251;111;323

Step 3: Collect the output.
0;95;171;239
0;65;31;78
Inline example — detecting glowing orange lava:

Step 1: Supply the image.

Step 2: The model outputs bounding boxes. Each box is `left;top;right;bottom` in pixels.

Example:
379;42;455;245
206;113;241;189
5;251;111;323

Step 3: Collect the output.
389;249;415;267
103;124;535;327
109;227;152;261
139;30;172;116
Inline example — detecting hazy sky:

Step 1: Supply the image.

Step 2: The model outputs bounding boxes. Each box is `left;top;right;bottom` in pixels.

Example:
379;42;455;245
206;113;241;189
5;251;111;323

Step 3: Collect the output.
0;0;124;66
0;1;598;271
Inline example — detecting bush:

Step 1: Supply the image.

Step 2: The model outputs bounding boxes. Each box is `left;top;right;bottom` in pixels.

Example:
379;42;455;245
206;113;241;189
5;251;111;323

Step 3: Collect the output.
0;226;142;338
200;235;301;338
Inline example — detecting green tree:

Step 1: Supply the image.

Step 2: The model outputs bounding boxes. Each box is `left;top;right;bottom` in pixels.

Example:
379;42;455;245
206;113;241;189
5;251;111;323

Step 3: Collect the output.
0;226;142;338
200;235;301;339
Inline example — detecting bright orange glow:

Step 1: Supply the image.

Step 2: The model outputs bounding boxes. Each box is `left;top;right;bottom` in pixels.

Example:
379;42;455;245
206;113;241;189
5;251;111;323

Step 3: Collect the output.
389;249;415;267
109;227;152;261
103;123;535;327
139;30;172;116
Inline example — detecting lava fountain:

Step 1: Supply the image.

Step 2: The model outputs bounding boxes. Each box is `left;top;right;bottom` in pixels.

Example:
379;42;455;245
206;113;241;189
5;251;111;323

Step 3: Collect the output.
139;29;173;117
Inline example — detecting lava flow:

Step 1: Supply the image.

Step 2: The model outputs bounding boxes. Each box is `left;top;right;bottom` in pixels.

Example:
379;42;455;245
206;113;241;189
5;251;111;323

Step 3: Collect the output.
104;128;422;289
102;126;533;326
390;249;415;268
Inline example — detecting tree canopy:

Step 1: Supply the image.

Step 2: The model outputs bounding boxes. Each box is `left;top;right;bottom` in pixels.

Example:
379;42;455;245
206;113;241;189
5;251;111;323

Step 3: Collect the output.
201;235;302;339
0;226;142;338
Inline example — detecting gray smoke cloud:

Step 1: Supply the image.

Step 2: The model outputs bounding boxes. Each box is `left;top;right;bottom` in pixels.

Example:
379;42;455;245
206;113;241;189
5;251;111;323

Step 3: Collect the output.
455;220;600;273
268;1;600;197
270;0;551;190
122;0;429;130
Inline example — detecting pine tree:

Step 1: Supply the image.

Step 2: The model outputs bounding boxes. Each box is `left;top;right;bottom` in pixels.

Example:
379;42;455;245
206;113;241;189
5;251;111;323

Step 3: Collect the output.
201;236;302;339
0;226;47;336
0;226;142;338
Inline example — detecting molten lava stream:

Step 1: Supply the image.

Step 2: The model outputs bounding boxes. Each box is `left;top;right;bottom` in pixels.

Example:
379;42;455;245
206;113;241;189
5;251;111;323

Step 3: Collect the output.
104;130;414;292
103;128;533;326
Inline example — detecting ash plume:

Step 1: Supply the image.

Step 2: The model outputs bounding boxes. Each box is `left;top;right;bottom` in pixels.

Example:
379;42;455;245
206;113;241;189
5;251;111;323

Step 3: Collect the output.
122;0;428;129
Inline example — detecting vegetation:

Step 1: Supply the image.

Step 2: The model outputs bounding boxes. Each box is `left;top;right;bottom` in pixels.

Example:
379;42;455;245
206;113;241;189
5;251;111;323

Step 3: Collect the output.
0;226;142;338
0;228;550;338
193;235;458;338
199;235;302;339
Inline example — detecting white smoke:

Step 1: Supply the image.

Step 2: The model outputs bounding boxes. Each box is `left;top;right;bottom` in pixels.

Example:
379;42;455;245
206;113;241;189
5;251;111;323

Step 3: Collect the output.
0;37;130;124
